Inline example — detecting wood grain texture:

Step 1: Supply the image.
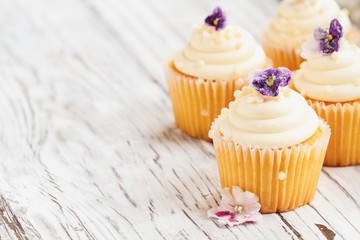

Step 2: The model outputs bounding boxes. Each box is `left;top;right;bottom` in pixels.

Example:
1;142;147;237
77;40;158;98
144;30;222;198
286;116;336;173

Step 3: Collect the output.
0;0;359;239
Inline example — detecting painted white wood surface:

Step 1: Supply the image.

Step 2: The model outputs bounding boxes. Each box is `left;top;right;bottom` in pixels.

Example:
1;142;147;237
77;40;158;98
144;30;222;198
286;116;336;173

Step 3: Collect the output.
0;0;359;239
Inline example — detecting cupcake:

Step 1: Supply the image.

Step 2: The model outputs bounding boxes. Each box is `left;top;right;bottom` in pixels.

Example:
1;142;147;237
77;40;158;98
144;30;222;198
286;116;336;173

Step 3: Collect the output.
209;67;330;213
261;0;353;70
293;19;360;166
165;7;269;141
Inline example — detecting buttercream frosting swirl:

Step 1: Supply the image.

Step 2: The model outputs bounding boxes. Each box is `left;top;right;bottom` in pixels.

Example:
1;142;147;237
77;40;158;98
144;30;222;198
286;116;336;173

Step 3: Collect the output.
218;86;319;148
264;0;351;49
294;40;360;102
174;24;267;80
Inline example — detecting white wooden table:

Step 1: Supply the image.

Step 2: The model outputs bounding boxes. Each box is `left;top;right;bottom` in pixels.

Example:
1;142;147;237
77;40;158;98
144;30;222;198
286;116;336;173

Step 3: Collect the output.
0;0;359;239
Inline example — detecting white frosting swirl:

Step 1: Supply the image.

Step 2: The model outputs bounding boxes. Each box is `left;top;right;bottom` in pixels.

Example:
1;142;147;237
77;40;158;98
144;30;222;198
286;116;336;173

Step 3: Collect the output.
264;0;351;48
174;24;267;80
218;87;319;148
294;40;360;102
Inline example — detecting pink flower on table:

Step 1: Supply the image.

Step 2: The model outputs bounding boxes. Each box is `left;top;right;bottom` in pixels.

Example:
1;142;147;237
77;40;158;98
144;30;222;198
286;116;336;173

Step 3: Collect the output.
208;186;262;227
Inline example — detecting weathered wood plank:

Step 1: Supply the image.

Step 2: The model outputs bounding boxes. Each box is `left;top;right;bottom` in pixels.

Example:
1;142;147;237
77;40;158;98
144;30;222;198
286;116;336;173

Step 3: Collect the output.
0;0;358;239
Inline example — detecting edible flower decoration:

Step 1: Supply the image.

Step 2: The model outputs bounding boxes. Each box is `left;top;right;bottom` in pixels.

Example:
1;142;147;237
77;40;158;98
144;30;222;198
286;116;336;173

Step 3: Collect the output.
301;19;343;59
204;7;226;31
208;187;261;227
248;67;291;97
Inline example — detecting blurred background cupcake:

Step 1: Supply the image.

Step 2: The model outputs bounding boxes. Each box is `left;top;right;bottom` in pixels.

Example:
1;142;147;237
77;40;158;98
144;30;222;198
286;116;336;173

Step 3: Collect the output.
338;0;360;26
293;19;360;166
209;68;330;213
261;0;355;70
165;7;270;141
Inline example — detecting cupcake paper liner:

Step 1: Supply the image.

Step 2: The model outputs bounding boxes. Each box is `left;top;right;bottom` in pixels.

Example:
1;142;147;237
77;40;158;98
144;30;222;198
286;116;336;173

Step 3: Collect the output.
209;119;330;213
165;61;247;141
309;99;360;166
260;34;304;71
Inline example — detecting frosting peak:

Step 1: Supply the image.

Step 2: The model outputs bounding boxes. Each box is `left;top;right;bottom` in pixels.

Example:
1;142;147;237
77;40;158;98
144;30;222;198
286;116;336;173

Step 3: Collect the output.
217;86;319;148
174;24;267;80
264;0;351;49
294;40;360;102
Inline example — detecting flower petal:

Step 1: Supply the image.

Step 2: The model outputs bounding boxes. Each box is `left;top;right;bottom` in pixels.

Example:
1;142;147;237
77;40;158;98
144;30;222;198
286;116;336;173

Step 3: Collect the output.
313;27;328;40
301;35;323;59
231;186;244;202
248;69;264;86
329;19;343;38
207;208;231;220
220;188;236;207
235;212;262;223
208;186;262;227
275;67;291;87
241;192;261;214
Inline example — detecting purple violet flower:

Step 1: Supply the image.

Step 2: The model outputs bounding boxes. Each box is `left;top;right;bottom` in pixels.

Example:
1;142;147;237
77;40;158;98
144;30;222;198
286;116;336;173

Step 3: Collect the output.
249;67;292;97
301;19;343;59
204;7;226;31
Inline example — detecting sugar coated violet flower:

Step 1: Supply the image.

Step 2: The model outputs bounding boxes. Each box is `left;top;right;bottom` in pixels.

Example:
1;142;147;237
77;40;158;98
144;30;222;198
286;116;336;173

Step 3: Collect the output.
248;67;291;97
204;7;226;31
301;19;343;59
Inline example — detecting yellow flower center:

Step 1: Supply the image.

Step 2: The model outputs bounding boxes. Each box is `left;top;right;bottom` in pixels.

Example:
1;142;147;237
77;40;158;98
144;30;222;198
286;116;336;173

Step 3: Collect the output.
267;76;275;86
327;34;333;40
234;205;243;213
213;18;219;26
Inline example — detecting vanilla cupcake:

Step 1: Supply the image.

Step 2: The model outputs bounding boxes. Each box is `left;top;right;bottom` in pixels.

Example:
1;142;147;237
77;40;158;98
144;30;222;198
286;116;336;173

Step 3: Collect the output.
262;0;353;70
293;19;360;166
209;67;330;213
165;7;269;141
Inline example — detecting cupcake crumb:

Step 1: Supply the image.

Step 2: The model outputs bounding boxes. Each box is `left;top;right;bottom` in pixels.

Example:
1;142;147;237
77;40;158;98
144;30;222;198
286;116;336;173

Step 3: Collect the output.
353;79;360;86
201;110;209;116
235;78;245;86
196;60;205;68
326;85;334;93
234;90;242;98
278;172;286;180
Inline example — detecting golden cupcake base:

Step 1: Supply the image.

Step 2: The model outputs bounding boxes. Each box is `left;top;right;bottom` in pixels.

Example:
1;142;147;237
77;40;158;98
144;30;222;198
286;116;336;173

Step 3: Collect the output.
209;119;330;213
261;36;304;71
309;99;360;166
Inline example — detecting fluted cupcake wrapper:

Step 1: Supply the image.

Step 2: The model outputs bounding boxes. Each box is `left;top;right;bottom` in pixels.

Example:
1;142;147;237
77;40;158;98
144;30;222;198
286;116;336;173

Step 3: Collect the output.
260;34;304;71
209;119;330;213
309;99;360;166
165;61;246;141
